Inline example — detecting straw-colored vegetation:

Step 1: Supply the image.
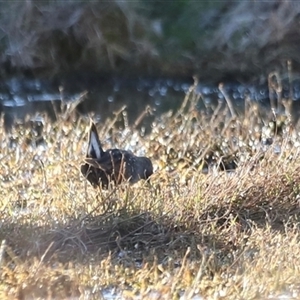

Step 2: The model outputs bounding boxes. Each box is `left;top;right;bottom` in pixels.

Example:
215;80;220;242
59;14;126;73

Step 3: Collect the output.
1;83;300;299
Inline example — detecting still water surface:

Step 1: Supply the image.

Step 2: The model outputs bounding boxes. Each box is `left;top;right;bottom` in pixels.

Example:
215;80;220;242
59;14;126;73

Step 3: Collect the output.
1;74;299;132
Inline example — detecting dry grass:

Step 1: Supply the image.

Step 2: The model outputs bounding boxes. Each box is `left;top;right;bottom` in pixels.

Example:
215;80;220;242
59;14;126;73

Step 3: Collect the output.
1;87;300;299
2;1;300;79
0;1;159;76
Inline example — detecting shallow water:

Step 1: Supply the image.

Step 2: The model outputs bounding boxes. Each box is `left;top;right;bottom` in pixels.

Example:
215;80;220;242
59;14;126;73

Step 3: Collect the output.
79;288;296;299
1;74;300;133
98;288;204;300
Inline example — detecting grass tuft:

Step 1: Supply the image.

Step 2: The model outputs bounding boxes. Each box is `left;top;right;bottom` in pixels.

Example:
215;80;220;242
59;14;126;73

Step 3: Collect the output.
1;87;300;298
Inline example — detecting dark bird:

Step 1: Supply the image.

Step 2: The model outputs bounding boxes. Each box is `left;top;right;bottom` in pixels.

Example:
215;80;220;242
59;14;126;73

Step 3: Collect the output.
81;123;153;188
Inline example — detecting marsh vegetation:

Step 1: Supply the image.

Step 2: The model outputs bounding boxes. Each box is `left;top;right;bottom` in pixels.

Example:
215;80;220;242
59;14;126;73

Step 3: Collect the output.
1;0;300;298
1;1;300;80
1;81;300;299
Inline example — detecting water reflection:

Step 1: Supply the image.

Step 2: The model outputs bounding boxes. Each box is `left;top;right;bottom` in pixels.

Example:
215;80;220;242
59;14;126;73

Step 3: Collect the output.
1;74;300;133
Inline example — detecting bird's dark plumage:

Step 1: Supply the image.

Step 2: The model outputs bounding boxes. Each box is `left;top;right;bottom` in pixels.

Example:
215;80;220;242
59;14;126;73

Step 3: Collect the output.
81;123;153;188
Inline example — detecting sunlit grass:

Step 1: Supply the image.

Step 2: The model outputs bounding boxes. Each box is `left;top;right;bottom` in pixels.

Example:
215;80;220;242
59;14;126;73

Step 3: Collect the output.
1;90;300;299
